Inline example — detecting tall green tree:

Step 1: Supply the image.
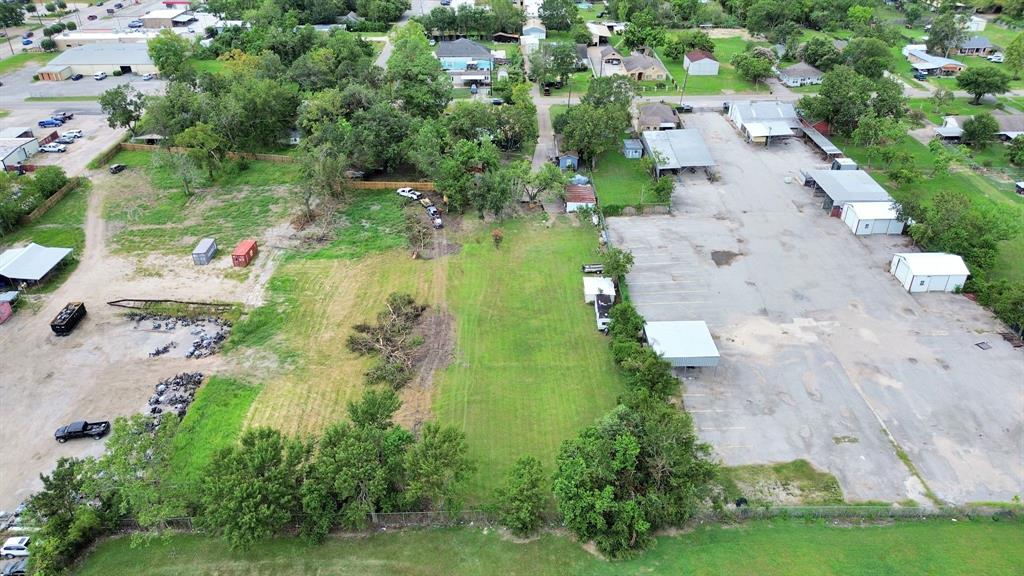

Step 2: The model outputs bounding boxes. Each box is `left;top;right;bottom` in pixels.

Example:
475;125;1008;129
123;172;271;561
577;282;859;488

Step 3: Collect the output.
0;2;27;27
496;456;546;537
871;76;907;120
801;36;841;71
561;103;629;169
539;0;578;30
99;85;146;135
602;246;634;282
730;52;775;84
387;21;453;118
843;37;891;79
404;422;474;515
957;67;1012;104
346;102;412;172
175;122;227;180
581;75;636;110
148;29;192;80
962;112;999;149
926;11;967;57
621;9;665;50
1005;33;1024;80
799;65;874;135
664;29;715;60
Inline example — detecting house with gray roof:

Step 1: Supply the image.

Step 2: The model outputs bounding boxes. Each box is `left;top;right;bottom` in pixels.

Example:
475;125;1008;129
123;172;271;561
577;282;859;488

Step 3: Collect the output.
635;103;680;132
435;38;494;71
36;43;156;81
957;36;995;56
778;62;823;87
906;50;965;76
621;53;668;82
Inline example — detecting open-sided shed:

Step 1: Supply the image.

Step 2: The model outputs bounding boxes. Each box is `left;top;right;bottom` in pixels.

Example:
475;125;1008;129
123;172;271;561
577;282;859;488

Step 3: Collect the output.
0;243;72;285
804;169;892;215
641;129;715;177
644;321;720;368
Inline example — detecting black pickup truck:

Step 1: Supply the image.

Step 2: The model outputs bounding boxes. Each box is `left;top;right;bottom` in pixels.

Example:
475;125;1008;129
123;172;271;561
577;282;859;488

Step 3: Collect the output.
54;420;110;443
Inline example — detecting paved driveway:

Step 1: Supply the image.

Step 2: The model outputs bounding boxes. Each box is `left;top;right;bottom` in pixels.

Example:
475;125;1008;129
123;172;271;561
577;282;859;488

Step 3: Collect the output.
607;112;1024;504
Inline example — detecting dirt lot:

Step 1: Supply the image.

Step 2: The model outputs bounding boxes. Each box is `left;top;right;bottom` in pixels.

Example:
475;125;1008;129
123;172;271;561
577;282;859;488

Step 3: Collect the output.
607;112;1024;504
0;171;280;512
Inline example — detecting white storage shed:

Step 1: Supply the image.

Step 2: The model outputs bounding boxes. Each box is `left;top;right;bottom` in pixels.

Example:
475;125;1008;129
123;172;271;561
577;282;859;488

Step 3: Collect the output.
643;321;720;368
841;202;905;236
890;253;969;293
583;276;616;303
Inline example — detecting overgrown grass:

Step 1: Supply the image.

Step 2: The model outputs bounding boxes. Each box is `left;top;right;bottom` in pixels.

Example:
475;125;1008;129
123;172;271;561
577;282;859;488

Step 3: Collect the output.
24;95;100;102
303;191;408;259
189;58;229;74
718;459;844;505
907;96;1007;125
0;51;57;75
435;217;627;501
166;376;262;490
77;518;1024;575
655;35;769;96
588;147;658;211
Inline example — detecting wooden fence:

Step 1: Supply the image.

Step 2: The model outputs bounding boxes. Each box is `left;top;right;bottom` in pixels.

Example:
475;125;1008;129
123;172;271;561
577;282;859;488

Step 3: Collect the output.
350;180;436;191
19;177;83;225
119;143;294;164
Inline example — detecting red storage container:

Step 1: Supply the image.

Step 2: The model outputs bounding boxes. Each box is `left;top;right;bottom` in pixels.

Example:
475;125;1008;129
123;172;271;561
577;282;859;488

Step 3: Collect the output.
232;239;258;267
0;302;12;325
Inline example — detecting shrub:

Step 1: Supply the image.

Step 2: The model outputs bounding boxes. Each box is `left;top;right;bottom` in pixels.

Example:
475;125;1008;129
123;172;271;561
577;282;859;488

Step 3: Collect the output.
45;2;56;12
112;69;123;76
496;456;546;537
40;38;56;51
65;21;76;30
29;166;69;198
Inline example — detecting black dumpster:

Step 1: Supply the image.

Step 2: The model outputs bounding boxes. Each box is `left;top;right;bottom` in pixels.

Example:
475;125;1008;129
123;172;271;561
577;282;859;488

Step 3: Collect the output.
50;302;86;336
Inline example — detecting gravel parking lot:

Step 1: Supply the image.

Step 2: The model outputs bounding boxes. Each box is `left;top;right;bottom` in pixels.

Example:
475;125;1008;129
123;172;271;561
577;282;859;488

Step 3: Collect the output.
608;112;1024;504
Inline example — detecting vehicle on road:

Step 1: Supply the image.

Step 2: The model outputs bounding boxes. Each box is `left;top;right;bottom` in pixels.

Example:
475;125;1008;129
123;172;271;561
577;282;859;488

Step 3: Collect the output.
62;129;83;139
396;187;422;200
426;205;440;217
432;217;444;229
114;2;124;8
94;72;107;80
55;136;75;145
0;537;29;559
22;32;32;38
70;73;84;80
53;111;74;121
2;558;27;576
54;420;111;443
20;39;31;46
37;118;63;128
913;71;928;81
109;163;127;174
675;104;694;113
128;19;143;28
142;73;155;80
106;8;114;13
40;143;67;153
87;14;98;20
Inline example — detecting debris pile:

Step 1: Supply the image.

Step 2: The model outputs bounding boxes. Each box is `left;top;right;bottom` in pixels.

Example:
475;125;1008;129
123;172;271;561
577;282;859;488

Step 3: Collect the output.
126;313;232;359
150;342;177;357
145;372;204;419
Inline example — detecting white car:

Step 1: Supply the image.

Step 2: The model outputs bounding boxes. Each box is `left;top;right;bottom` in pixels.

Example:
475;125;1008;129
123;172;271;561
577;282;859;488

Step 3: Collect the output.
1;536;29;559
396;187;422;200
93;72;107;80
40;143;67;153
988;52;1004;63
61;129;83;139
142;73;155;80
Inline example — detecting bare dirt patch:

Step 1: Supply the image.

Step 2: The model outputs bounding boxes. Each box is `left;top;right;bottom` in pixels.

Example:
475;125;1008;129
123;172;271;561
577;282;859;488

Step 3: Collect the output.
396;310;454;431
711;250;742;266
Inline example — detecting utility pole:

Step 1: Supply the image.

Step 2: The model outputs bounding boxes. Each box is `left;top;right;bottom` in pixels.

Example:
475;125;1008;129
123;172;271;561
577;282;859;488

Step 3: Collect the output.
678;63;689;105
2;23;12;55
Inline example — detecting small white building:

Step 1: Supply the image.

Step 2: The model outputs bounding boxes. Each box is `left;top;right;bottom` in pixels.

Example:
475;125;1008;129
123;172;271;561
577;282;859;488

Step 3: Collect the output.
683;50;719;76
644;321;720;368
890;253;970;293
841;202;905;236
0;138;40;171
965;14;987;32
583;276;616;304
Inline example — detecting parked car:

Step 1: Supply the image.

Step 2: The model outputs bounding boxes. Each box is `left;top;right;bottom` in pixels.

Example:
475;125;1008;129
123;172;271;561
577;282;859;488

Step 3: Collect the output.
70;73;84;80
2;558;27;576
106;8;114;14
40;143;67;153
109;163;127;174
0;537;29;559
675;104;694;113
20;38;31;46
96;1;104;5
38;118;63;128
432;217;444;229
53;111;74;121
22;32;33;39
490;97;504;105
62;129;83;139
426;205;440;217
141;73;155;80
988;52;1004;63
913;71;928;81
94;72;107;80
396;187;422;200
54;420;111;443
114;2;124;8
87;14;98;20
55;136;75;145
127;19;143;28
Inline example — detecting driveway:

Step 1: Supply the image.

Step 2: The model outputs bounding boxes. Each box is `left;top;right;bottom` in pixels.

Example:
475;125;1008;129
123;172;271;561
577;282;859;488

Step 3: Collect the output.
607;112;1024;504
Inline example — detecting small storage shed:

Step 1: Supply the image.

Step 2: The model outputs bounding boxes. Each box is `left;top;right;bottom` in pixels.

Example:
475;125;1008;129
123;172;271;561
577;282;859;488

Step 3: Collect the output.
192;238;217;266
841;202;905;236
623;139;643;159
683;50;719;76
557;151;580;171
594;293;613;331
232;239;258;267
565;184;597;212
522;19;546;39
583;276;616;303
890;253;970;293
644;321;720;368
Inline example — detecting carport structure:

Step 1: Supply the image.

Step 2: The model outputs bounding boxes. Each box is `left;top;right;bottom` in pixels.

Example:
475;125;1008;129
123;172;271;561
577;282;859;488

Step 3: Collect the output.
643;320;720;368
640;129;716;177
0;243;72;286
803;169;892;215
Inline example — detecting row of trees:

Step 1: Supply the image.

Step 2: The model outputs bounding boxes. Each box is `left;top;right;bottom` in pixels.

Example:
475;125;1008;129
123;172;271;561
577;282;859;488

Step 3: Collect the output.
206;0;409;25
415;1;526;38
0;167;70;236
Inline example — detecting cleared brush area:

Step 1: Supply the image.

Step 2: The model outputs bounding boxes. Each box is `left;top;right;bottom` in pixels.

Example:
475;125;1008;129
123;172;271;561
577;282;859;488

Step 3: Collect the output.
434;217;627;502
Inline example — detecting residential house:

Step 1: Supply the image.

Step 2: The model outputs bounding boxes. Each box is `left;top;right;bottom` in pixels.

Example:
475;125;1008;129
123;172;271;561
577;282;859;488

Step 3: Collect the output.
994;113;1024;140
621;52;668;82
958;36;994;56
906;50;965;76
436;38;494;85
683;49;719;76
778;62;824;87
522;19;546;39
934;116;966;140
635;102;681;132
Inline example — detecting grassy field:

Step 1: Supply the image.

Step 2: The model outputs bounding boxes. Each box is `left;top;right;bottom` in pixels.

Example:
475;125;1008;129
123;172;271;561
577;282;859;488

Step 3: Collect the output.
907;96;1008;125
836;135;1024;282
588;148;656;209
76;519;1024;575
24;95;99;102
190;58;229;74
548;70;592;98
434;217;626;501
102;150;300;254
0;180;90;293
655;36;769;96
0;51;56;75
719;460;844;505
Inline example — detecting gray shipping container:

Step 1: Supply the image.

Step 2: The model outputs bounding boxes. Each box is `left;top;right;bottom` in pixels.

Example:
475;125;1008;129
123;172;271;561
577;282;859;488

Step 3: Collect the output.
192;238;217;265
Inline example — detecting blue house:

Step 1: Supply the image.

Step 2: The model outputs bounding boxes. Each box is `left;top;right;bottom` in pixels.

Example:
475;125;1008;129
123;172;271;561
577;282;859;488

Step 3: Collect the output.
435;38;494;71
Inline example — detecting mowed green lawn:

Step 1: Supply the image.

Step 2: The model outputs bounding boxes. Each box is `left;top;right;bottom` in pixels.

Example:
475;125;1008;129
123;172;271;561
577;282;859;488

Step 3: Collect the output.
907;96;1008;125
76;519;1024;575
434;217;626;501
589;148;656;209
656;36;769;96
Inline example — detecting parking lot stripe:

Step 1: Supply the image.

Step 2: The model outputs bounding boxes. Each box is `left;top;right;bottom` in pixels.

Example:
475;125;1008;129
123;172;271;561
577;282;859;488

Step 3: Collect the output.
699;426;747;431
689;409;738;413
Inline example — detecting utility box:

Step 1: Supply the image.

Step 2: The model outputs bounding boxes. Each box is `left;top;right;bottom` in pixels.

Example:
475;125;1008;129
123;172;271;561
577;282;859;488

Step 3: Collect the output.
232;239;258;268
50;302;86;336
192;238;217;266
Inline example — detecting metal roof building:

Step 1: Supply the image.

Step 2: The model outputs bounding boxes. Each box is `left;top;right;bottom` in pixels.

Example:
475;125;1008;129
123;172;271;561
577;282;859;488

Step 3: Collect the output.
0;243;73;283
804;169;892;212
641;129;715;176
890;253;970;293
37;43;157;80
644;321;720;368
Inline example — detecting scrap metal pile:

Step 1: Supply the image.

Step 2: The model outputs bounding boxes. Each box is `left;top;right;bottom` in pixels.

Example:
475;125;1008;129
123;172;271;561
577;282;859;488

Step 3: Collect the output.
126;313;232;359
146;372;204;419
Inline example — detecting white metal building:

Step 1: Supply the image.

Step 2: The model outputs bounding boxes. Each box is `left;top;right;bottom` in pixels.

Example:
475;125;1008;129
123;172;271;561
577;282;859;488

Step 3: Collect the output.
0;138;40;171
37;43;157;80
644;321;720;368
841;202;905;236
0;243;73;283
583;276;616;303
683;50;719;76
727;101;800;144
890;253;970;293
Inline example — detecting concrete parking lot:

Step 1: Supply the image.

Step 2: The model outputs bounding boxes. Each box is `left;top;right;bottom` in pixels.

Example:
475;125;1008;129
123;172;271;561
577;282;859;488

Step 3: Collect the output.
607;112;1024;504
